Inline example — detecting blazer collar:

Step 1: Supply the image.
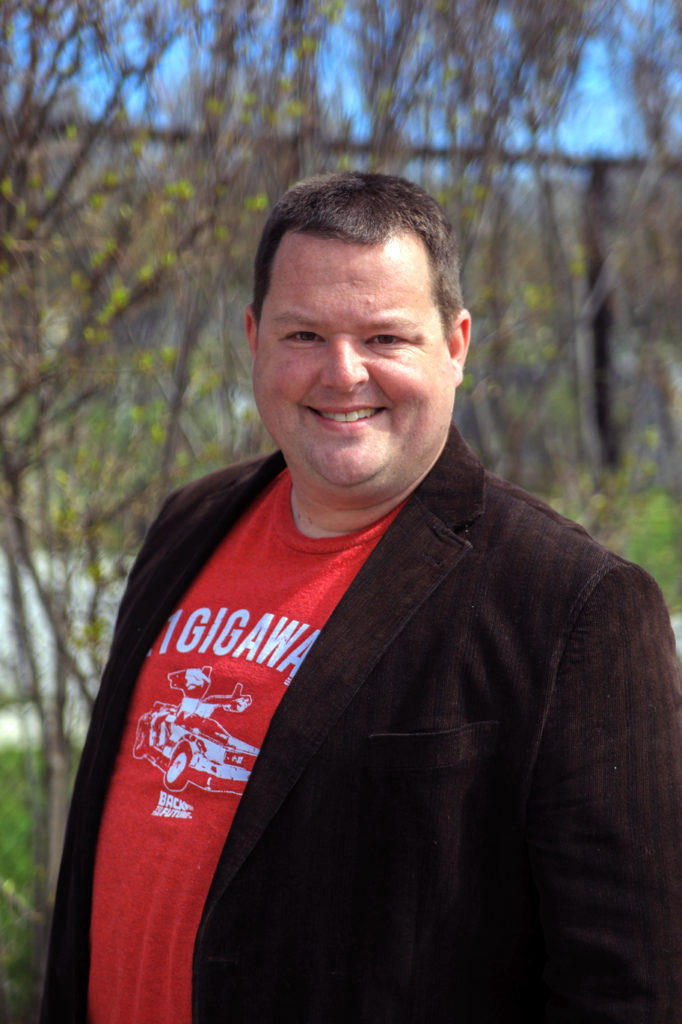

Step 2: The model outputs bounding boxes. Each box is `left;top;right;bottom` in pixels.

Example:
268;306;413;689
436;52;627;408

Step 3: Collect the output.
413;424;486;532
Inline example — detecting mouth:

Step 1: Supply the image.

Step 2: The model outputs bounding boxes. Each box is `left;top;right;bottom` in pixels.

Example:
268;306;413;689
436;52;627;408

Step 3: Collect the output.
315;408;380;423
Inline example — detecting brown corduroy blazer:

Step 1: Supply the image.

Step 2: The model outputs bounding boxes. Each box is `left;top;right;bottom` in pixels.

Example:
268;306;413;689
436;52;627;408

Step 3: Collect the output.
41;427;682;1022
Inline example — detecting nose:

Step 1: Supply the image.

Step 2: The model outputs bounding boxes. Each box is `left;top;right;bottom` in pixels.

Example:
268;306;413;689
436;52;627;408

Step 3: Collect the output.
319;337;370;390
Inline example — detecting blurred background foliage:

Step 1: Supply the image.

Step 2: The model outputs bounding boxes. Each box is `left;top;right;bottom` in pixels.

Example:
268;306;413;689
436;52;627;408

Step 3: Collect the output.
0;0;681;1018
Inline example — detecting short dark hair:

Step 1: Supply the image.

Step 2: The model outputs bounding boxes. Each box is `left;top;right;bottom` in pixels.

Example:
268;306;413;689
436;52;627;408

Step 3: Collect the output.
251;171;463;334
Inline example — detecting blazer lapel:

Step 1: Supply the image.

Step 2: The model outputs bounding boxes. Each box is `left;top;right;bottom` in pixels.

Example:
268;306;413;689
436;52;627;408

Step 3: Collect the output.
206;427;486;897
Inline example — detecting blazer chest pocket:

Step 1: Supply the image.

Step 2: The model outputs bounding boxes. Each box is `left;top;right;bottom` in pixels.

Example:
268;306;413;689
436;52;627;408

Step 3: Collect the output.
363;720;499;772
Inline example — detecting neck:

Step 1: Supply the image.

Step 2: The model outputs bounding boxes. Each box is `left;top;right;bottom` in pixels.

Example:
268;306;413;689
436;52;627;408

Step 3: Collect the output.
289;484;414;538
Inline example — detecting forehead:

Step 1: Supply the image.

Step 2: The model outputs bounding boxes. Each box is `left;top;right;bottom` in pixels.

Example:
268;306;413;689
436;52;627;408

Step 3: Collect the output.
267;231;433;296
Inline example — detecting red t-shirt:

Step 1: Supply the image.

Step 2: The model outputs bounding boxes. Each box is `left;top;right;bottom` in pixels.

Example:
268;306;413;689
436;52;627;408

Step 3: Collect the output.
88;471;400;1023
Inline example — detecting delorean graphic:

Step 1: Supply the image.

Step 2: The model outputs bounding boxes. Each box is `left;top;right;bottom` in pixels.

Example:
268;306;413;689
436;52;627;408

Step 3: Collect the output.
133;667;260;794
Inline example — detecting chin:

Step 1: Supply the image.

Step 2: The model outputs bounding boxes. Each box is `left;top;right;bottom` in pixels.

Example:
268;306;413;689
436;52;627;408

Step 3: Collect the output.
315;457;384;486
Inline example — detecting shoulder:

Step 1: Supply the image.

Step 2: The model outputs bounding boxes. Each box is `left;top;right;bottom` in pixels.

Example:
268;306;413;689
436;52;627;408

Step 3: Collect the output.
135;449;288;559
116;449;286;616
426;434;670;642
425;429;624;589
482;468;620;571
479;471;680;673
483;469;602;552
154;450;284;527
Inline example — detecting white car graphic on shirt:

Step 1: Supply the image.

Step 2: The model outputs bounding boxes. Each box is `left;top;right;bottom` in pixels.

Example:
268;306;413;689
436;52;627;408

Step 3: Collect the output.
133;668;260;794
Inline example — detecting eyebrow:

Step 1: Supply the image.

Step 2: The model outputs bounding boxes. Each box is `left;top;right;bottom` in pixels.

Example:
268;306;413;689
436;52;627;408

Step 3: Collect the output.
270;311;318;326
270;311;425;335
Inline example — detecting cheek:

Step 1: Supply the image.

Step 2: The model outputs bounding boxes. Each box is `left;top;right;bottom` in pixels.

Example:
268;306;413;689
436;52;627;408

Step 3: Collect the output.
382;362;455;409
253;353;313;411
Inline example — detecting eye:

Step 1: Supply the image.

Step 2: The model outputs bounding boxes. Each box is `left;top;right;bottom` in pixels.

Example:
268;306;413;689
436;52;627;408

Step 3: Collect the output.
371;334;400;346
292;330;321;342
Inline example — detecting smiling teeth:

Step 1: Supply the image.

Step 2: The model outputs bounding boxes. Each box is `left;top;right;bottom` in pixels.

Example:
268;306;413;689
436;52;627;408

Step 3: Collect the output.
320;409;376;422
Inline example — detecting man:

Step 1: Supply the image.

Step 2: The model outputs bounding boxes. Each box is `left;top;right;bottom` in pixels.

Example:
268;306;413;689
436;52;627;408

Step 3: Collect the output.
42;172;682;1022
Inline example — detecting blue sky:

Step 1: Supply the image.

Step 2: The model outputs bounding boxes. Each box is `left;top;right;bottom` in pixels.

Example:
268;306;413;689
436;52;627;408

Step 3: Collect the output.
42;0;674;162
557;37;637;157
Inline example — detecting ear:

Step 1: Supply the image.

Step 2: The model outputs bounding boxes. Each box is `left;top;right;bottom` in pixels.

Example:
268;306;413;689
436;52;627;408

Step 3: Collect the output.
448;309;471;386
244;304;259;357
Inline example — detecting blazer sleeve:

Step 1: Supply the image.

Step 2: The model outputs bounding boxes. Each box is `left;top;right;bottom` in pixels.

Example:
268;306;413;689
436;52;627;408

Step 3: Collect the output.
526;561;682;1021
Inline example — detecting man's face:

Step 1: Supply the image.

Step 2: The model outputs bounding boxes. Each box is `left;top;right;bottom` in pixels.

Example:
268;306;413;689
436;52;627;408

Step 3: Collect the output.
245;230;470;532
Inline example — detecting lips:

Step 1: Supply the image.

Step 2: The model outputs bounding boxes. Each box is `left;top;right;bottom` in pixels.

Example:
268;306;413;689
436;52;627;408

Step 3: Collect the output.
316;408;378;422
